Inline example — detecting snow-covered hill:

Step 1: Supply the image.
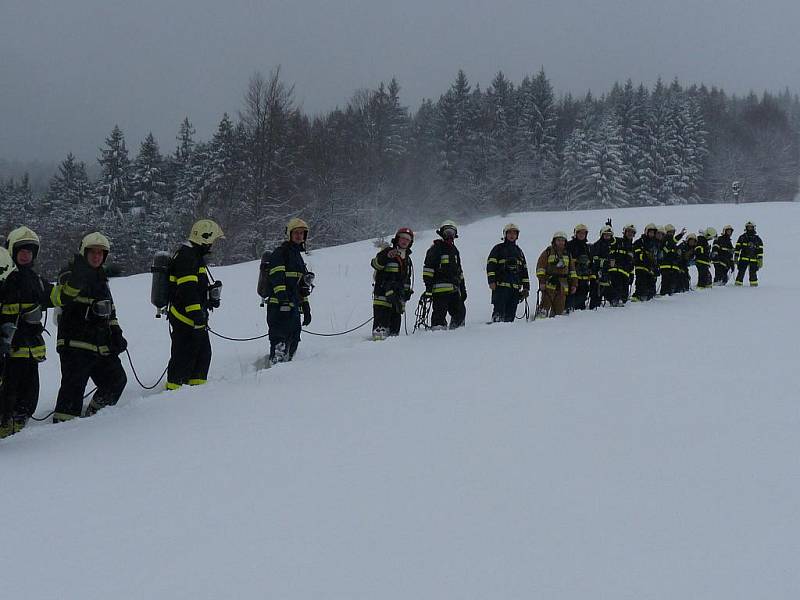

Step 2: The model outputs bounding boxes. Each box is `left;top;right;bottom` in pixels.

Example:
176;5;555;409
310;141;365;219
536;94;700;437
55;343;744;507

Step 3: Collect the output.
2;202;798;600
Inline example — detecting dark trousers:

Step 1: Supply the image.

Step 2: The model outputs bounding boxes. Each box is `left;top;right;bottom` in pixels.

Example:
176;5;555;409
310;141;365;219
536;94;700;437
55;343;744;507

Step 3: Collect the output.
0;358;39;420
55;348;127;418
634;270;656;300
267;305;302;361
713;262;730;284
590;277;611;309
373;305;402;335
491;287;519;322
568;280;591;311
607;271;630;305
431;292;466;329
659;268;676;295
168;324;212;386
696;264;712;288
736;260;759;283
675;268;690;292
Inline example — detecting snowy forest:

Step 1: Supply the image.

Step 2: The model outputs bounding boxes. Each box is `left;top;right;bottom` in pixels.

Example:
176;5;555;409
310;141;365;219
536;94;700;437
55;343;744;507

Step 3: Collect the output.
1;68;799;276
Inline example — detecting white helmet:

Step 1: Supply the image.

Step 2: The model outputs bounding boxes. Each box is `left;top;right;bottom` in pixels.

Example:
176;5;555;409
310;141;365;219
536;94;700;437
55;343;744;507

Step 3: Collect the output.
552;231;568;242
438;220;458;239
502;223;520;238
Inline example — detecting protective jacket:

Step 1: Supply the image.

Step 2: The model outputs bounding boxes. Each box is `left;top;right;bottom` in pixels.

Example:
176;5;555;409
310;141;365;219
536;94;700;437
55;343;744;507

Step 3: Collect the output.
423;240;466;298
264;241;311;310
609;236;635;282
168;243;212;330
734;232;764;264
486;241;530;291
56;256;124;356
566;238;594;283
372;247;413;310
0;266;59;360
633;236;660;277
712;234;735;269
536;246;577;291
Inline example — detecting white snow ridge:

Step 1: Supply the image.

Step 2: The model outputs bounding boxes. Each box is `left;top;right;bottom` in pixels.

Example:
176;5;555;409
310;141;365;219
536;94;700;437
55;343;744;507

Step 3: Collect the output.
2;202;798;600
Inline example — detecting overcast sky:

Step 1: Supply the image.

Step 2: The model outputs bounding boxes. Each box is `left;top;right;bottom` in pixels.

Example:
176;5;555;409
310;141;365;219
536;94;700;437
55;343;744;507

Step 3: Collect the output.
2;0;799;162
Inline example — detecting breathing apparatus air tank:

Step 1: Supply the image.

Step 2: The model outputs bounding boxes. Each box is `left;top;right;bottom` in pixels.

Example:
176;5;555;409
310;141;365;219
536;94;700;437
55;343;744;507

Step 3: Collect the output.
150;251;172;317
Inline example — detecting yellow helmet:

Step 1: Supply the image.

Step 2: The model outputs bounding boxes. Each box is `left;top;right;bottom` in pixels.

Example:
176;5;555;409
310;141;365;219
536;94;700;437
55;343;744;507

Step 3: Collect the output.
573;223;588;235
664;223;676;233
703;227;717;239
79;232;111;255
644;223;658;233
686;232;697;242
189;219;225;246
285;217;309;241
7;226;40;260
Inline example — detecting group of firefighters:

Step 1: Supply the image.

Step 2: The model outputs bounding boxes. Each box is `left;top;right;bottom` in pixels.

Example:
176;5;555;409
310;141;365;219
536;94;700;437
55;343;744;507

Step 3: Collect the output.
371;219;764;335
0;216;764;439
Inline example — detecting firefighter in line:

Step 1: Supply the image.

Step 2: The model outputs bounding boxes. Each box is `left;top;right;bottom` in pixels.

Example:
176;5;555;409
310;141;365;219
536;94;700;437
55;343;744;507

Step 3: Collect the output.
535;231;577;317
566;224;592;311
632;223;659;302
695;228;715;289
486;223;530;322
262;218;313;364
166;219;225;390
0;227;62;437
589;225;615;309
52;232;128;422
371;227;414;339
712;225;735;285
607;224;636;306
659;224;681;296
422;220;466;330
734;221;764;287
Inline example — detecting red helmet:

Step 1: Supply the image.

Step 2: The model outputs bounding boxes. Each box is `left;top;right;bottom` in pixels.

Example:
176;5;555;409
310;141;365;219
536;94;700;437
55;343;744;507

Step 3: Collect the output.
393;227;414;248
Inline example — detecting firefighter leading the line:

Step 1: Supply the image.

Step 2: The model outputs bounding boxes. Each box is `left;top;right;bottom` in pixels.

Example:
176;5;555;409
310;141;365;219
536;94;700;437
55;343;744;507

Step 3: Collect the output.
0;227;63;437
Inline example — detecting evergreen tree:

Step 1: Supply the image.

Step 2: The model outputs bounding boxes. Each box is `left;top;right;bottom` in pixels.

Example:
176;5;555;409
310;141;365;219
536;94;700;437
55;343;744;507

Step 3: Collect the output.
96;125;132;215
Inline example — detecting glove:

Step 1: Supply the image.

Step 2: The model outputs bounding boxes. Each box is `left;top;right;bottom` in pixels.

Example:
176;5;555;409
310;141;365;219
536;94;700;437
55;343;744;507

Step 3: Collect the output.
0;322;16;357
110;330;128;355
460;287;467;302
68;253;94;290
403;288;413;301
387;248;399;259
302;304;312;326
520;289;529;299
194;310;208;328
422;290;432;301
489;282;497;291
757;258;763;269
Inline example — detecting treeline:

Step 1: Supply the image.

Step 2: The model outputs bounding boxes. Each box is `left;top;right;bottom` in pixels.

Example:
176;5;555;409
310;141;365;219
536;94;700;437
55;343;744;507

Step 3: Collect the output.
1;68;798;277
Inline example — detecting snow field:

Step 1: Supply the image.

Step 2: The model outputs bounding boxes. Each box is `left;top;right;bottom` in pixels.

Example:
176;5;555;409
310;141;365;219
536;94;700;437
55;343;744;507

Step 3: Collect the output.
1;202;798;600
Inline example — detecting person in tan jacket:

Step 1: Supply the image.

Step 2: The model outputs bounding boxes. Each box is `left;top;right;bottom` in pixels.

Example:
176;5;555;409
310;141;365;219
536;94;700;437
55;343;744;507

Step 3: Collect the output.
535;231;577;318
